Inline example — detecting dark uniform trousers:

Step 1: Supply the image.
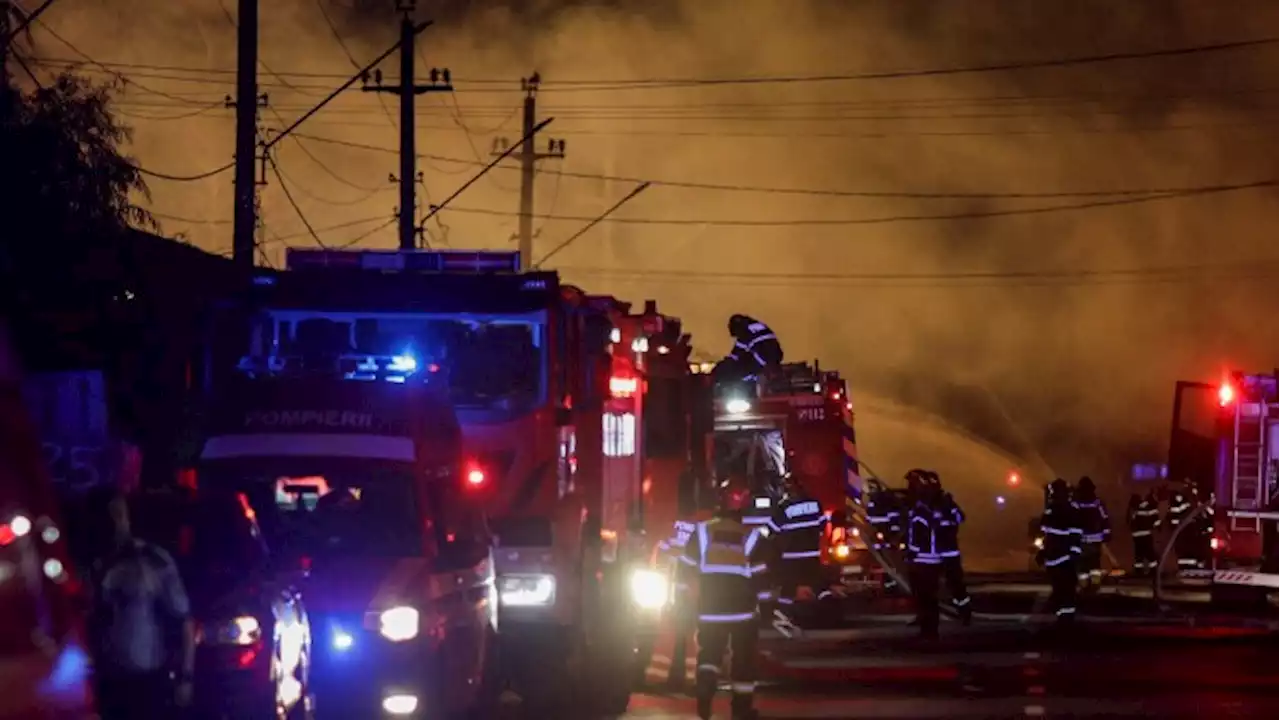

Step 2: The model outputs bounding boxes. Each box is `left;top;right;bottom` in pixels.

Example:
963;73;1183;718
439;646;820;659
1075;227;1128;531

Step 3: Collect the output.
1047;556;1078;621
909;561;942;637
94;671;173;720
696;620;758;716
667;587;697;686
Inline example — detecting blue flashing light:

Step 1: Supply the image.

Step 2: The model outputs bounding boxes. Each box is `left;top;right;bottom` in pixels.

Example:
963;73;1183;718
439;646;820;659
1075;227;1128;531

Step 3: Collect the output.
332;629;354;651
995;495;1007;506
389;354;417;373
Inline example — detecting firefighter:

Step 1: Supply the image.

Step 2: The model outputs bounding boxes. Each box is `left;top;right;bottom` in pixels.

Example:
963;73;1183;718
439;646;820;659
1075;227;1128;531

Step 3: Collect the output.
1166;480;1199;570
865;478;903;591
1127;491;1160;576
655;505;705;691
772;475;828;607
1071;476;1111;587
930;472;972;624
904;469;943;639
681;475;769;720
712;314;784;385
1038;479;1082;625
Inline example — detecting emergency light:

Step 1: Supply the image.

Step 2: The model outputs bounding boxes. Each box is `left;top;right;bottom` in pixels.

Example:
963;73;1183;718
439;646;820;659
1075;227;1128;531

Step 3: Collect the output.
465;465;486;487
725;398;751;415
609;376;639;397
286;248;522;274
1218;382;1235;407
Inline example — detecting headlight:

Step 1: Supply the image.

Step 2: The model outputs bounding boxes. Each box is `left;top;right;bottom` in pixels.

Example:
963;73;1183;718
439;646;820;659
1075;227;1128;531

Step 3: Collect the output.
1033;537;1044;549
630;569;669;611
833;544;851;560
725;398;751;414
201;616;261;646
499;574;556;607
379;606;420;642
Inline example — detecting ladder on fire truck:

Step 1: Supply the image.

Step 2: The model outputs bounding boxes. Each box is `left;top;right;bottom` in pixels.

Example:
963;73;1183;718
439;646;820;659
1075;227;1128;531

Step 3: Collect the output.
1227;372;1279;534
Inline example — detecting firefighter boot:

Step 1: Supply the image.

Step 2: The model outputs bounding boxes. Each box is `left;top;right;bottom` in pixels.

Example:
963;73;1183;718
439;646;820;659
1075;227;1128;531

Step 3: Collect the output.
695;670;717;720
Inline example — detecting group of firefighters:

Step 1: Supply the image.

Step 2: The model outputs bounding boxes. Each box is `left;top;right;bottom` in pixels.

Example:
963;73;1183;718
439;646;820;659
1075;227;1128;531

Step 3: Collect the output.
636;314;1228;719
1126;481;1215;574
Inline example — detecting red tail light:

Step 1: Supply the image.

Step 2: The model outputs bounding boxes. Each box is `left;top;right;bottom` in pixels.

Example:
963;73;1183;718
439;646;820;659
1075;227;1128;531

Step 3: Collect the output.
1210;536;1222;552
465;466;486;487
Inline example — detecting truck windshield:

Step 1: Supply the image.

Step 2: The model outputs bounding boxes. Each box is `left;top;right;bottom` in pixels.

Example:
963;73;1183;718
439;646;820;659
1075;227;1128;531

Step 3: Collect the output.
266;314;546;410
216;466;429;560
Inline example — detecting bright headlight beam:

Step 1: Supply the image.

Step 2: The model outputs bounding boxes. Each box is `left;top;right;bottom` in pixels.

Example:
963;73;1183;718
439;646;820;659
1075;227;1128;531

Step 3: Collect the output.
379;606;420;642
725;398;751;414
499;574;556;607
630;569;669;610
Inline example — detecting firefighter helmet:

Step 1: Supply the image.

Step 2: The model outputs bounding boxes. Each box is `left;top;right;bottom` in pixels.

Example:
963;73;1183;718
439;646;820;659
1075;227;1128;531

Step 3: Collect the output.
904;468;930;491
1048;478;1070;501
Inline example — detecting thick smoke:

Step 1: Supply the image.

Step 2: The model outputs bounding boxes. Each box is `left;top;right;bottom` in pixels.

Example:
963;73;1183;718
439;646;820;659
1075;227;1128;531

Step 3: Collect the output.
31;0;1279;495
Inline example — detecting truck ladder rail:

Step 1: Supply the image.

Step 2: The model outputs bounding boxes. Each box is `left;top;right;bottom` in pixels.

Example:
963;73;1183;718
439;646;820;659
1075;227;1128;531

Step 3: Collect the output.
1231;401;1271;533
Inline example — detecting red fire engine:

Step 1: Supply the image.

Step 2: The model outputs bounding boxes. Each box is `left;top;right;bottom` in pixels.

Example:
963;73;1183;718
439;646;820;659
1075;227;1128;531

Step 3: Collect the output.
1208;371;1279;597
698;361;869;576
233;248;670;711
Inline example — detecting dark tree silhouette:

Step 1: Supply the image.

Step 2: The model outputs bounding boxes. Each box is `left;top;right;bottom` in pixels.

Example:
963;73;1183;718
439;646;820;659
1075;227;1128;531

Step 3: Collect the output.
1;71;153;245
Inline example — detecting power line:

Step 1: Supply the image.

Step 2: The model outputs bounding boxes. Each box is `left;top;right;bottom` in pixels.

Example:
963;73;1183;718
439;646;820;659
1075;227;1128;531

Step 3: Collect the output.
266;153;327;248
559;261;1267;282
441;180;1277;227
287;132;1275;201
27;37;1275;91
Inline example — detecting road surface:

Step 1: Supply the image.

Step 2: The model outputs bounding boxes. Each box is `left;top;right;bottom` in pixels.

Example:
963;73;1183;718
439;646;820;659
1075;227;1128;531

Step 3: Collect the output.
616;579;1278;719
625;619;1278;719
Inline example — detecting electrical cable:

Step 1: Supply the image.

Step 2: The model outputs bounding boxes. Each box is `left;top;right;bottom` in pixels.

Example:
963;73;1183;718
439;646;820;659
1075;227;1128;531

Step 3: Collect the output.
265;152;328;248
288;132;1277;201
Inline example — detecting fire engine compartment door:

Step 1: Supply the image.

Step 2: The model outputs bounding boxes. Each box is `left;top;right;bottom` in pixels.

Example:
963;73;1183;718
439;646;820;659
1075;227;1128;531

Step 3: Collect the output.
712;425;786;500
785;402;846;513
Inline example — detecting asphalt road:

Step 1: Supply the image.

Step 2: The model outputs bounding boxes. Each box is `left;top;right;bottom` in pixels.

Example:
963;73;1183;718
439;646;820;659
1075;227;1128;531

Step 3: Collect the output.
624;611;1278;719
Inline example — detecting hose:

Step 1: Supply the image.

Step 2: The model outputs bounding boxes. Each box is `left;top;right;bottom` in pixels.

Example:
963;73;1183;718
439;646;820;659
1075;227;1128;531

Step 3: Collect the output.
1152;502;1211;611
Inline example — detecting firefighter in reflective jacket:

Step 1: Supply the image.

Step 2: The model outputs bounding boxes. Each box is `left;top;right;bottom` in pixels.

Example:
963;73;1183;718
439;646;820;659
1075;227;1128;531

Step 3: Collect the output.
1166;480;1199;570
905;469;945;638
656;507;709;690
1126;492;1160;576
866;478;903;590
680;477;768;720
931;472;972;623
713;314;784;384
773;477;829;605
1071;476;1111;586
1039;479;1082;624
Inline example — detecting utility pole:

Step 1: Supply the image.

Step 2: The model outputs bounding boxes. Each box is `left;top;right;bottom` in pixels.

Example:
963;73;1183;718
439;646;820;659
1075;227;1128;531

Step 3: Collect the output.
363;0;452;251
492;73;566;270
231;0;259;268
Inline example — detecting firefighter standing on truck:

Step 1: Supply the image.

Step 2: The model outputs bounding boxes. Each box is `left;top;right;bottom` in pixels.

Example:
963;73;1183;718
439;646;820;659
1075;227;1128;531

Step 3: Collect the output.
1127;491;1160;576
1039;479;1082;626
773;475;828;608
712;314;784;385
930;472;972;624
1071;476;1111;587
905;469;944;639
681;476;768;720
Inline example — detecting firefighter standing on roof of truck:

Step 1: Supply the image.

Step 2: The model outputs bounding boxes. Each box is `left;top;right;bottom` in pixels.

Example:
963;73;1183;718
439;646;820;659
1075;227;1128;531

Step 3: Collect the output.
680;476;768;720
929;472;972;624
865;478;903;591
773;475;829;607
1039;479;1082;626
712;315;784;385
1072;476;1111;587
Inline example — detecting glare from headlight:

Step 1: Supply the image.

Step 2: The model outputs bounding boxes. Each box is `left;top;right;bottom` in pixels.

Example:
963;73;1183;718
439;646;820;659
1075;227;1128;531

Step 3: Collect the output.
1033;537;1044;549
499;574;556;607
379;606;420;642
630;569;669;610
201;615;261;646
833;544;851;560
725;398;751;414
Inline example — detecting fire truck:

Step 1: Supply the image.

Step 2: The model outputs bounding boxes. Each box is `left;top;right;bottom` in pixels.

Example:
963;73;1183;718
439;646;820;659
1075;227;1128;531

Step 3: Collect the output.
698;361;870;578
1207;371;1278;599
219;248;662;712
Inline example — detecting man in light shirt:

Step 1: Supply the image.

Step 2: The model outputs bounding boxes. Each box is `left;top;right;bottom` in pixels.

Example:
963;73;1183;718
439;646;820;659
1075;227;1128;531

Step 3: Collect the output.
87;489;195;719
